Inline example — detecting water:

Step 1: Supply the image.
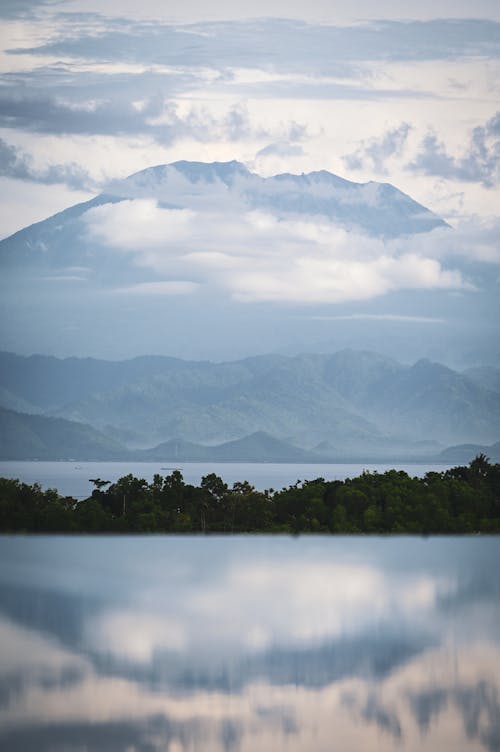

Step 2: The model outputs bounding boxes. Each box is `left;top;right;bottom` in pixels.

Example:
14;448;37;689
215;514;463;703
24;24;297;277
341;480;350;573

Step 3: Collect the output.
0;536;499;751
0;460;455;498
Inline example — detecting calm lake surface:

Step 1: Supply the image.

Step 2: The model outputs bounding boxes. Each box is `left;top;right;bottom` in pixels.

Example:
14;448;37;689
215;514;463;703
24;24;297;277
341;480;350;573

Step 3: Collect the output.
0;460;455;498
0;536;499;751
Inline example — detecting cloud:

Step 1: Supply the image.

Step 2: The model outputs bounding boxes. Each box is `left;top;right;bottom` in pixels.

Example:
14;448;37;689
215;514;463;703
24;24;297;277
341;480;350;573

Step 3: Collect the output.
0;137;93;189
255;142;305;159
0;93;167;136
112;281;199;296
252;140;306;174
0;0;58;18
10;18;500;69
0;138;33;179
85;198;467;305
403;215;500;265
229;252;463;304
343;123;412;174
305;314;446;324
0;92;303;147
409;112;500;187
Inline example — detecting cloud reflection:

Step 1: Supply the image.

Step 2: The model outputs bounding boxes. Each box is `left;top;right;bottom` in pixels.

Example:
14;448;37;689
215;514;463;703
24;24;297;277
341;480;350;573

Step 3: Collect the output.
0;536;499;751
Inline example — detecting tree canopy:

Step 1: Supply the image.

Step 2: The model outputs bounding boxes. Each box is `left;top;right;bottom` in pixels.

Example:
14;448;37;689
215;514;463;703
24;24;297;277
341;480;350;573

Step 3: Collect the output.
1;457;499;534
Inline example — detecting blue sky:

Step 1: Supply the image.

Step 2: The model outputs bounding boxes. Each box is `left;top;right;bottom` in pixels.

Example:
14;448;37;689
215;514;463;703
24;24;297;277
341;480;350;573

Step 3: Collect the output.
0;1;499;363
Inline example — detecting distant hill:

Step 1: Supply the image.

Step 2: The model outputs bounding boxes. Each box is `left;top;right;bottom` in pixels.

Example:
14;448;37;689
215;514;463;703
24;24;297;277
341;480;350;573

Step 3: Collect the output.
0;407;129;460
143;431;321;463
438;441;500;464
0;351;187;410
353;358;500;445
1;349;500;456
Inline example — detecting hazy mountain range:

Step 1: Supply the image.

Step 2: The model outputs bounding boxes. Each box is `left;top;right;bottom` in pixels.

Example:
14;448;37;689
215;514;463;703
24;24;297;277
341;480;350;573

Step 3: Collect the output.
1;349;499;462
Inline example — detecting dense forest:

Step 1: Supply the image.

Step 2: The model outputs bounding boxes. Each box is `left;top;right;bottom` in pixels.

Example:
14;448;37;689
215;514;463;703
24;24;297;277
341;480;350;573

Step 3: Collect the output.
1;456;499;534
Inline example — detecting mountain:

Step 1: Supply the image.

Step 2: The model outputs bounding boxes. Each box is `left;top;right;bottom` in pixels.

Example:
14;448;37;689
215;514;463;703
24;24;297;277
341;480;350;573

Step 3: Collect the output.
0;162;447;275
0;407;129;460
143;431;320;463
438;441;500;464
344;357;500;445
5;159;492;366
50;352;382;450
0;351;188;410
1;349;499;457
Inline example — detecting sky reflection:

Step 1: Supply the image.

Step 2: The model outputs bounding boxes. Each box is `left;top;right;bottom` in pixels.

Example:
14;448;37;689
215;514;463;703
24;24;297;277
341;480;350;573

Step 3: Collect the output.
0;536;499;751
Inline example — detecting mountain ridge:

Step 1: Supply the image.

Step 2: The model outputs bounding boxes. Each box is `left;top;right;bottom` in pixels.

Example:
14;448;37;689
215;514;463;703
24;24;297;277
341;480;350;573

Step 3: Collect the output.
1;349;499;455
3;404;494;463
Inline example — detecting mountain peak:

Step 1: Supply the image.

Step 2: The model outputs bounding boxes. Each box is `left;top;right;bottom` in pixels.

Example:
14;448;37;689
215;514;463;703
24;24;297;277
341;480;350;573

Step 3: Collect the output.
123;159;252;190
172;159;250;178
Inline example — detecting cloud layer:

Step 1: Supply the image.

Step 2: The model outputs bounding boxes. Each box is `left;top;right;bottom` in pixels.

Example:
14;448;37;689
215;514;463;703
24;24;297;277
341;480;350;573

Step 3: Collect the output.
85;197;467;304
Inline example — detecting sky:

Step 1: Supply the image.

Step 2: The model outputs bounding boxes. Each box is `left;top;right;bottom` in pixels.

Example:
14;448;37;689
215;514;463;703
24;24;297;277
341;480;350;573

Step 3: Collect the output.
0;0;499;364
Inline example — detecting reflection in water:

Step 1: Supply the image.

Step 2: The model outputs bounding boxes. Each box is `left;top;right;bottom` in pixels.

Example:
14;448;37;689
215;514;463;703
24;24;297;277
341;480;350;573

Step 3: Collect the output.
0;536;499;751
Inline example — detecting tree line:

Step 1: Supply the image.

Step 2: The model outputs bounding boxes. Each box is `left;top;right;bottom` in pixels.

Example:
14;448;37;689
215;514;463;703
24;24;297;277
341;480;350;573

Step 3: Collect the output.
1;455;499;534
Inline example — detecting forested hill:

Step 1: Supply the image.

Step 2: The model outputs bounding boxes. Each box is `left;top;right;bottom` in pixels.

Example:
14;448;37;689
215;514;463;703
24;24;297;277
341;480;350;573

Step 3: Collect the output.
0;406;129;460
1;456;499;534
1;350;500;456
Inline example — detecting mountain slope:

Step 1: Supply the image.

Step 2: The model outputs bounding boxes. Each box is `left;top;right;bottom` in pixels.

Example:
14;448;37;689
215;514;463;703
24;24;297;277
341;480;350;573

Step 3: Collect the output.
321;351;500;445
363;359;500;444
463;366;500;395
53;353;381;449
0;407;129;460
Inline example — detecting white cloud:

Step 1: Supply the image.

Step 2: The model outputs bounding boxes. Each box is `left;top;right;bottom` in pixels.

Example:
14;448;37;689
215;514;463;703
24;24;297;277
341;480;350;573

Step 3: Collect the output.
113;280;199;295
232;253;463;304
84;198;468;304
87;200;196;249
403;216;500;264
40;275;87;282
305;314;446;324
